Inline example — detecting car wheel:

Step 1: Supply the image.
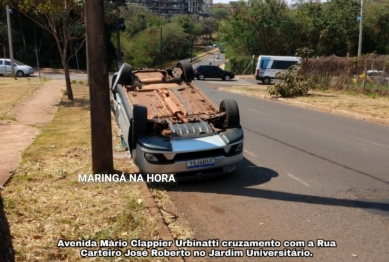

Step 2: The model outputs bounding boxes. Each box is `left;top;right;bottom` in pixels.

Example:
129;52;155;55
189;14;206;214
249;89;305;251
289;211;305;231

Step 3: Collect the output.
224;75;231;81
130;105;148;150
198;74;205;80
16;71;24;77
117;63;133;84
263;77;271;85
177;60;194;82
219;99;240;128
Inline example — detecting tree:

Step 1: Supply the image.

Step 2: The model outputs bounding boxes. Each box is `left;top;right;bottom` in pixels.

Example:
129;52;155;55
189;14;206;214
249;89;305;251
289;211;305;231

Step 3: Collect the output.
210;6;229;21
123;23;189;68
219;0;296;56
10;0;86;100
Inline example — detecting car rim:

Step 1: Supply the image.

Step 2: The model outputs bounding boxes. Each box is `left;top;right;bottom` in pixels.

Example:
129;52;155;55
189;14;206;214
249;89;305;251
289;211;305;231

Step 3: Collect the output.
199;75;204;80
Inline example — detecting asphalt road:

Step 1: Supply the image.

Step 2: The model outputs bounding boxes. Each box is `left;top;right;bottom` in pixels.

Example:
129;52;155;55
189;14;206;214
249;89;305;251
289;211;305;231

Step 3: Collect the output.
165;55;389;261
38;58;389;261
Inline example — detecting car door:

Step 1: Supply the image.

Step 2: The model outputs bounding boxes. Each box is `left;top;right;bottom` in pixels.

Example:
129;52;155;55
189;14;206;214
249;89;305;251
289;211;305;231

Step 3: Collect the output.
203;66;212;78
209;66;220;78
112;81;131;150
4;60;12;74
0;60;4;74
215;67;224;78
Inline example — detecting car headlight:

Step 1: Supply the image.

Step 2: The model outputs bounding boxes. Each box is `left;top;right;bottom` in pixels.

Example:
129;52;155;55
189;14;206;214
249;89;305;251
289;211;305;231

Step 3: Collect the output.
235;143;243;152
144;153;158;162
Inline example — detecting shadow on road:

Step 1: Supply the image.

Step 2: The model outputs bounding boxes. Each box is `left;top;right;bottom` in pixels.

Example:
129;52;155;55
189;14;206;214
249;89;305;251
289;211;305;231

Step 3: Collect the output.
168;157;389;213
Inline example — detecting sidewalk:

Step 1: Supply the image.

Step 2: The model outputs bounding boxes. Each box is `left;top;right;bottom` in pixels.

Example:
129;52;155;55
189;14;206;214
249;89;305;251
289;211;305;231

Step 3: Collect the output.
0;80;65;186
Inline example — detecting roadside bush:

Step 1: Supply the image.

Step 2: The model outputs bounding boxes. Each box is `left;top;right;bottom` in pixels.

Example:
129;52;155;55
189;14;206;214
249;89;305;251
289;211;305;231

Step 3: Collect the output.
225;56;253;74
267;65;315;97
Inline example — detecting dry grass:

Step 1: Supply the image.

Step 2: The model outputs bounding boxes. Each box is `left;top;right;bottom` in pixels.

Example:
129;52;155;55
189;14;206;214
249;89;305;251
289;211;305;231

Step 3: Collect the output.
1;84;163;261
220;85;389;122
0;77;48;121
149;188;194;241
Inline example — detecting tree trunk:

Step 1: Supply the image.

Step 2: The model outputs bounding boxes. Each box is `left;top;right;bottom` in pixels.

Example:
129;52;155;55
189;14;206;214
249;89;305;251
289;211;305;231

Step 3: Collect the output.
62;57;73;100
0;193;15;262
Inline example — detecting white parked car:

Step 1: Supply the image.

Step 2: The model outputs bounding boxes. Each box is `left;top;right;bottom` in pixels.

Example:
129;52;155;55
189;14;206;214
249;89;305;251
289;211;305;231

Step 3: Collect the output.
0;58;34;77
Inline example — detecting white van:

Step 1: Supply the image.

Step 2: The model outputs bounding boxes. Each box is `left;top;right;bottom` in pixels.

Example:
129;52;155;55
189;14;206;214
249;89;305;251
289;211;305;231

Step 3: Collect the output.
255;55;301;84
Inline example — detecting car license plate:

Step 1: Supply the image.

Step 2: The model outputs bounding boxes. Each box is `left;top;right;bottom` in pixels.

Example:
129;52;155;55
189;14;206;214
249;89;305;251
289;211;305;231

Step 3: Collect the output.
187;158;215;169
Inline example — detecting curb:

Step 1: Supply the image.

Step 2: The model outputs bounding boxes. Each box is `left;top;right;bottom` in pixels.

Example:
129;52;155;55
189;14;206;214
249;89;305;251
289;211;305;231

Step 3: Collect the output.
138;182;184;262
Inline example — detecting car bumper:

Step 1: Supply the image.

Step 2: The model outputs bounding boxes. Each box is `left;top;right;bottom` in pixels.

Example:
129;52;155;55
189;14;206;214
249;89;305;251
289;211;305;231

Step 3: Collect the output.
134;136;244;181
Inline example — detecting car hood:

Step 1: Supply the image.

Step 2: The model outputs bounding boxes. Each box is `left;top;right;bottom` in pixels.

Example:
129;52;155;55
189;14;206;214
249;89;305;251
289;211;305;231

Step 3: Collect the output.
16;65;32;69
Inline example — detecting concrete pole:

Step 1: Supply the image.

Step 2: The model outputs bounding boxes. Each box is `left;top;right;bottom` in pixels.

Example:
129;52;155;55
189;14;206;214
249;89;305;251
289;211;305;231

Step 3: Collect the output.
85;0;113;173
6;5;14;77
357;0;364;57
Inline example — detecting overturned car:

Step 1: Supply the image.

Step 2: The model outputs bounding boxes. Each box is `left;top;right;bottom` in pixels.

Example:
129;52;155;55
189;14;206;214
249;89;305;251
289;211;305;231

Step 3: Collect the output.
111;60;243;180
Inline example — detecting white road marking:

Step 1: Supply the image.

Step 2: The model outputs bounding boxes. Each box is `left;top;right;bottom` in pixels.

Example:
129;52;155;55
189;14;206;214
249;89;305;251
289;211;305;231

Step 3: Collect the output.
244;149;257;157
356;138;389;149
249;108;268;115
287;173;310;187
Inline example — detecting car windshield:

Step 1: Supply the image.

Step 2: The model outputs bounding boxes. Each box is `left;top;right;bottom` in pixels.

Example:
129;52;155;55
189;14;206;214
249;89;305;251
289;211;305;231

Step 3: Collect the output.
13;60;25;66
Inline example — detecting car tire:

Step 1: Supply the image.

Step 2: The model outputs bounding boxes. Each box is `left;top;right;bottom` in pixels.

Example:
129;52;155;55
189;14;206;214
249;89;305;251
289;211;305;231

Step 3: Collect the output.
130;105;148;150
16;71;24;77
177;60;194;82
219;99;240;128
198;74;205;80
117;63;133;85
224;75;231;81
262;77;271;85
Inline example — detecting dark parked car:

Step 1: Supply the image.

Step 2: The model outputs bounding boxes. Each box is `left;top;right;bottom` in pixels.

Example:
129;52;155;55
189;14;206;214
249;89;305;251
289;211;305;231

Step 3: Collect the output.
194;65;235;81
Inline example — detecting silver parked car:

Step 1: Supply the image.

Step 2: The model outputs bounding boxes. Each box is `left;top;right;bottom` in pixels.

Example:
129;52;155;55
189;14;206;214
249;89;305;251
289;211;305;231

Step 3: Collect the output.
0;58;34;77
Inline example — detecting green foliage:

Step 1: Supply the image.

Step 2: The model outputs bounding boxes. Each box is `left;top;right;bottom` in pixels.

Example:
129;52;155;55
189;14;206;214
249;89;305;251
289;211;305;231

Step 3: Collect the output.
122;23;189;68
225;56;253;74
210;7;229;21
267;65;315;97
295;47;313;62
219;0;296;56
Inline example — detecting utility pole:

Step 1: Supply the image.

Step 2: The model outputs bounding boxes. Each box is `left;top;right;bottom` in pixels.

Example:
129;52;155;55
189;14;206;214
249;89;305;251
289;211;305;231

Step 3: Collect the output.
160;27;163;67
6;5;14;77
85;0;113;173
357;0;364;57
33;47;40;78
